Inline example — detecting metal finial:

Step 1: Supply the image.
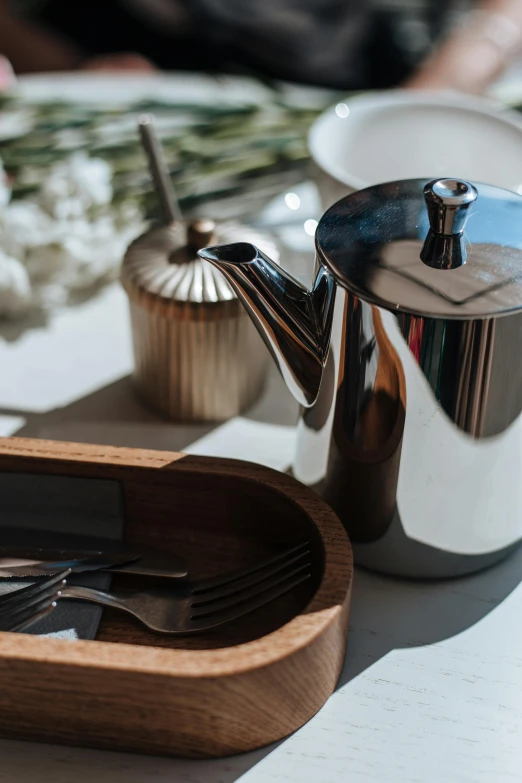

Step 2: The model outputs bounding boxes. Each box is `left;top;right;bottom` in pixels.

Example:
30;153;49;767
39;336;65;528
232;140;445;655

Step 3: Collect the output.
420;178;478;270
423;178;477;236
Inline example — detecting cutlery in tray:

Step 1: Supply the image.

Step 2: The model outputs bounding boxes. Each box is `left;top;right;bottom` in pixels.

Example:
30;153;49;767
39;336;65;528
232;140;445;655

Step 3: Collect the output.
0;543;188;578
0;468;312;638
0;541;312;635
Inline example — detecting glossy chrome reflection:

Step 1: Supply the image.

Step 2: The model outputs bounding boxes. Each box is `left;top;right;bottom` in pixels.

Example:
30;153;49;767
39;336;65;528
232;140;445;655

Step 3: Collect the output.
201;177;522;577
198;242;335;407
423;178;477;236
297;289;522;575
420;179;477;270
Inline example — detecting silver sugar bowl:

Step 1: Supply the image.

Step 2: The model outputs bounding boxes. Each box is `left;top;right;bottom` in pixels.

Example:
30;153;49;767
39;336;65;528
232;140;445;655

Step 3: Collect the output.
122;217;278;422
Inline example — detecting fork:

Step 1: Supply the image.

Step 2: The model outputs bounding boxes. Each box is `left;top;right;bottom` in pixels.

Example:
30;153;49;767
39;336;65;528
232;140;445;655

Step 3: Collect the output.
57;542;311;634
0;570;70;633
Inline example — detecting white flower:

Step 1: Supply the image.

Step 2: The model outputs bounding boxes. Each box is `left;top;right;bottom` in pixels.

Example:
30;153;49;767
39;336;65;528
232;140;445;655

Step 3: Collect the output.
24;213;142;298
0;150;144;318
40;152;113;218
114;199;142;227
0;249;32;318
0;201;55;259
24;242;71;284
48;196;87;222
34;282;68;310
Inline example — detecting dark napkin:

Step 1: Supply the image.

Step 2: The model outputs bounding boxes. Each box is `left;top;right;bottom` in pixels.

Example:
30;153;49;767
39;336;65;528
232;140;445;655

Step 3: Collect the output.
0;472;124;639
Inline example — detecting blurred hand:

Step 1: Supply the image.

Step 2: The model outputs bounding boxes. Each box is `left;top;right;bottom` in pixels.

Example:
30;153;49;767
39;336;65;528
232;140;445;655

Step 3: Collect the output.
403;5;522;95
80;53;156;72
403;44;504;95
403;70;456;92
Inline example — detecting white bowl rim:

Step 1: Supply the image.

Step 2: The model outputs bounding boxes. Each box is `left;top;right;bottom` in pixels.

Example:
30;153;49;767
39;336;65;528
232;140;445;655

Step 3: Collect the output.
308;89;522;192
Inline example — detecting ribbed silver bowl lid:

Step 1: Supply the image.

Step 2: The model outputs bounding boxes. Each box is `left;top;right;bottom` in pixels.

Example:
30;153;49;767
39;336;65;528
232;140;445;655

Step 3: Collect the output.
122;219;279;304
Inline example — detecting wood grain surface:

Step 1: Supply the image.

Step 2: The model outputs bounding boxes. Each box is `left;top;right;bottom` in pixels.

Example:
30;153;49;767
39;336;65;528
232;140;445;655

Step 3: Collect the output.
0;436;353;758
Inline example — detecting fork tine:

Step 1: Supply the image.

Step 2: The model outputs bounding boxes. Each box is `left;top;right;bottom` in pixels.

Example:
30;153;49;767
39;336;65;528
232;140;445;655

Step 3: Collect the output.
0;581;66;626
190;560;311;621
190;568;311;631
0;570;70;609
191;542;310;597
192;549;311;607
0;590;59;631
3;601;58;633
0;570;69;634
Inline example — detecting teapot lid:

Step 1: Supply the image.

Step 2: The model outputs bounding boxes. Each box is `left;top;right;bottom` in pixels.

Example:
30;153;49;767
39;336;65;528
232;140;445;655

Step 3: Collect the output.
316;178;522;319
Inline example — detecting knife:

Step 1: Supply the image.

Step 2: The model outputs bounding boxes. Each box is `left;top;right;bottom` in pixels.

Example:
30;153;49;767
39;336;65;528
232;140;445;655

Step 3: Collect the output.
0;546;188;579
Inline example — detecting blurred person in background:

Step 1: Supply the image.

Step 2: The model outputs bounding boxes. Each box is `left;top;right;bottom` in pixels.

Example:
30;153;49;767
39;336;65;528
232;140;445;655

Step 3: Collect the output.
0;0;520;93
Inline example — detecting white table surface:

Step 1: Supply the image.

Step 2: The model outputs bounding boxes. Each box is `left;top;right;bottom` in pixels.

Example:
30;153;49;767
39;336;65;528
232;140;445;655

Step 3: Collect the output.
0;284;522;783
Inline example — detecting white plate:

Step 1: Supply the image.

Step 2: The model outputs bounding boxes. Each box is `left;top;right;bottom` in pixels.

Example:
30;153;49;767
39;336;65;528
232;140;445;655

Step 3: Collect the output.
309;90;522;205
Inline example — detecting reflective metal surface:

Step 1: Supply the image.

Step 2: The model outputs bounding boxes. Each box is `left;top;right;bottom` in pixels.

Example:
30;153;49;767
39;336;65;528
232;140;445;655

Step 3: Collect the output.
198;243;335;407
294;289;522;576
202;178;522;577
0;571;69;633
421;178;477;270
316;179;522;319
0;546;189;579
58;543;312;634
423;178;477;236
122;221;279;422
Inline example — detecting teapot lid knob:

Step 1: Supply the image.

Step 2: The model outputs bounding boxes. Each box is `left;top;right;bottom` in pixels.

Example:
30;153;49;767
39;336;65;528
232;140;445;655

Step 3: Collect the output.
423;178;478;236
421;179;478;270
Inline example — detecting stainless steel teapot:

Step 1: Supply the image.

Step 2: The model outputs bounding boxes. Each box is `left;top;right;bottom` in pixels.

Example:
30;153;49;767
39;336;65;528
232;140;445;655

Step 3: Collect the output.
199;178;522;577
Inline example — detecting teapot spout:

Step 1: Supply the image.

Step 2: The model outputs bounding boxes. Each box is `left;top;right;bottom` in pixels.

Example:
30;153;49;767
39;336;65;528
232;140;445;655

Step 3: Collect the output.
198;242;335;407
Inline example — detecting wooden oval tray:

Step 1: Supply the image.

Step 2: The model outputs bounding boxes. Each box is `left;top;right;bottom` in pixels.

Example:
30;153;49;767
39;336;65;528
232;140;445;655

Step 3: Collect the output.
0;437;353;758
